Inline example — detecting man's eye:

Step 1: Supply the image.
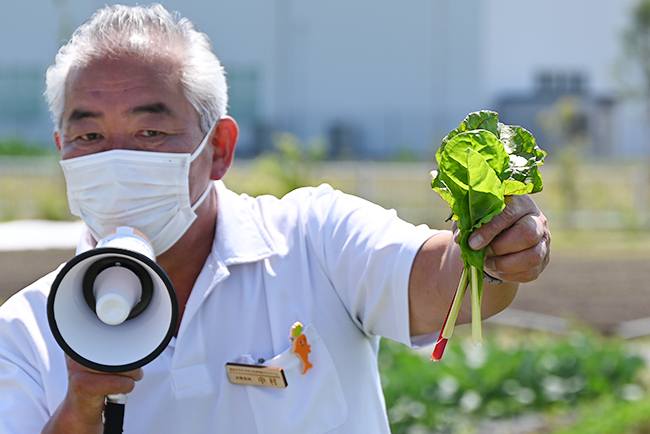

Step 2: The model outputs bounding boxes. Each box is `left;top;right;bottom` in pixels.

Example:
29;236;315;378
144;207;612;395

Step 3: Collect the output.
80;133;101;141
142;130;161;137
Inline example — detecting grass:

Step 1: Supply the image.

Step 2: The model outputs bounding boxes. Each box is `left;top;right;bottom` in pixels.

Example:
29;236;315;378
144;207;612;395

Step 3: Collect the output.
549;228;650;258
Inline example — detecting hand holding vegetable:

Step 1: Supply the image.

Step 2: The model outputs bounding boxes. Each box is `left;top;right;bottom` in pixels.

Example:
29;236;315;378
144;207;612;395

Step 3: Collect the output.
429;110;548;361
467;194;550;283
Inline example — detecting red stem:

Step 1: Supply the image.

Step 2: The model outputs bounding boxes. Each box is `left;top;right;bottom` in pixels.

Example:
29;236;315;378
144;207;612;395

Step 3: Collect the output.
430;282;457;361
431;337;448;362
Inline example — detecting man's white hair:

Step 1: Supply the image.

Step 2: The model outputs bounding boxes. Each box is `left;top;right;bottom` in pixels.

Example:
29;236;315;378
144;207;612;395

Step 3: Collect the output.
45;3;227;133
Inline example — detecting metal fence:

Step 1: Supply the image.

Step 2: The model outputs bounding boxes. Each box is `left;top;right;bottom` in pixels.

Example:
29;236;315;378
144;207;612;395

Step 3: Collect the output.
225;159;650;231
2;156;650;232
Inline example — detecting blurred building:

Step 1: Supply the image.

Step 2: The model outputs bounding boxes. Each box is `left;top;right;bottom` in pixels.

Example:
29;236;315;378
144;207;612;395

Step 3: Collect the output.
0;0;640;159
496;71;616;157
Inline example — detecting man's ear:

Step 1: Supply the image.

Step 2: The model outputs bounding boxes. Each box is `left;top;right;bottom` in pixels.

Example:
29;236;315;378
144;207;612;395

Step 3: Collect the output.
54;131;62;151
209;116;239;180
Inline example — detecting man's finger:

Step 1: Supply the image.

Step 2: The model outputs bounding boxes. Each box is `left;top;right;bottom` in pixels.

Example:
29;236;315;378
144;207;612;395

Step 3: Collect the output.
487;213;548;257
468;195;539;250
484;233;551;283
66;356;144;397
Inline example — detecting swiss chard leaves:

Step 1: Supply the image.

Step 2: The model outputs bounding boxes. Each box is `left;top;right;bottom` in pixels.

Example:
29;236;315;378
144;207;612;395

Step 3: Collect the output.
429;110;546;360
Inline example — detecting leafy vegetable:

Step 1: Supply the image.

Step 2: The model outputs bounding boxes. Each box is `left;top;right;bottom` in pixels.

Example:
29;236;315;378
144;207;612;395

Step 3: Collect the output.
430;110;546;361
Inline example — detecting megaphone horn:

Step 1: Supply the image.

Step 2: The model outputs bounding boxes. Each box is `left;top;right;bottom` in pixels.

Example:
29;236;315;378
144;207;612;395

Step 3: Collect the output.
47;227;178;374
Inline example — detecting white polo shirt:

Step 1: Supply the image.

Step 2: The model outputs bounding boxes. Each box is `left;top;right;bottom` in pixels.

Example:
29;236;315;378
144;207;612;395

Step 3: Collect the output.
0;181;438;434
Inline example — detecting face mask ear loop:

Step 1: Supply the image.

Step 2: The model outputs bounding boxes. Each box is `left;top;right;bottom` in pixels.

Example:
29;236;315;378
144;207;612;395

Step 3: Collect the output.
188;121;218;209
190;121;219;163
191;181;213;211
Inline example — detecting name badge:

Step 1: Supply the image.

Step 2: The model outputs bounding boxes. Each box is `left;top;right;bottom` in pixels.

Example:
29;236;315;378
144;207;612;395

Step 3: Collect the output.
225;363;288;388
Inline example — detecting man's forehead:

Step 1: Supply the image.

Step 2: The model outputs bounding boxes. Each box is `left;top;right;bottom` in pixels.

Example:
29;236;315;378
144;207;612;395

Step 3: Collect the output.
66;53;181;88
62;53;185;116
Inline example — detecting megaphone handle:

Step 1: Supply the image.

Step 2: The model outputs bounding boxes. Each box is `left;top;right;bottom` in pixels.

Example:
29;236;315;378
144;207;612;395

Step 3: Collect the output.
103;394;126;434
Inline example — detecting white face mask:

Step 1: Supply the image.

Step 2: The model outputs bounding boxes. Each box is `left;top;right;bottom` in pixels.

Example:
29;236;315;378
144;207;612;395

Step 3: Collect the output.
60;128;214;255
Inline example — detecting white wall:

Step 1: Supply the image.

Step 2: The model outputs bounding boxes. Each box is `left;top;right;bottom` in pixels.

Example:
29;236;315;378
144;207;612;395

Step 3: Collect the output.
481;0;635;96
0;0;643;157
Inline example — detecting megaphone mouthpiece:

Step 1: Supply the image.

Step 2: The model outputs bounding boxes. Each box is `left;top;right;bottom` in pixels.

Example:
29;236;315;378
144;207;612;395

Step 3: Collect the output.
93;265;143;325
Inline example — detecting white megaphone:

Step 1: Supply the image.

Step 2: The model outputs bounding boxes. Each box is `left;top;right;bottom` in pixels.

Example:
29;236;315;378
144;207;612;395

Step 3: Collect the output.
47;226;178;373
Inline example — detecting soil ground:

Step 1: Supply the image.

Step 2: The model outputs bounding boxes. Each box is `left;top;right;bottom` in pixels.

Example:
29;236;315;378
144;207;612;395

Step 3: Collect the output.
0;249;74;302
510;249;650;335
2;246;650;336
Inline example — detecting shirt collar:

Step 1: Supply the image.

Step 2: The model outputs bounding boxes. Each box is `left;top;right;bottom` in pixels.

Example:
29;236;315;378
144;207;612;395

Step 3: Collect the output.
211;180;278;266
174;181;280;337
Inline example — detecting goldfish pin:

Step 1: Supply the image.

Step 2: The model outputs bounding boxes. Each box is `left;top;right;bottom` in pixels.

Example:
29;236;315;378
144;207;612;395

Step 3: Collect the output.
289;322;313;375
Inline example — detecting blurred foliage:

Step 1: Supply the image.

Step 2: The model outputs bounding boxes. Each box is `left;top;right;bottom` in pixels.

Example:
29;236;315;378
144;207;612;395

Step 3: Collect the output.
537;97;591;229
0;137;55;156
390;143;421;162
0;137;69;221
549;396;650;434
228;132;327;198
379;330;647;434
620;0;650;101
0;166;72;222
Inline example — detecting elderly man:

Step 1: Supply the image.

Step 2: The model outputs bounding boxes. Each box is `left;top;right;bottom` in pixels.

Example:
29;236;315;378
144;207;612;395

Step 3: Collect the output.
0;4;550;434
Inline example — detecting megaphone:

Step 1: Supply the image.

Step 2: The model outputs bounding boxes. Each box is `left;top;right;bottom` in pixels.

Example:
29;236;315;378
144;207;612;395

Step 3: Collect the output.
48;226;178;433
47;226;178;373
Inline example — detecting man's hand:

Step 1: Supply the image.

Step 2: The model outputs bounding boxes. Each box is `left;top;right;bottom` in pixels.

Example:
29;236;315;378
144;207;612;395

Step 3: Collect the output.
409;194;550;336
41;357;143;434
465;194;550;283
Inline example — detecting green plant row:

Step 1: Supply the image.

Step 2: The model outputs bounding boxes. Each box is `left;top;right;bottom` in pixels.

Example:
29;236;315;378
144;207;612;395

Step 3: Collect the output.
378;331;647;433
549;395;650;434
0;137;56;156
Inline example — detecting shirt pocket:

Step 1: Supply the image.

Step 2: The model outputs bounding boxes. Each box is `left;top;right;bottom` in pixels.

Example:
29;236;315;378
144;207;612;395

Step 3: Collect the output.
245;324;348;434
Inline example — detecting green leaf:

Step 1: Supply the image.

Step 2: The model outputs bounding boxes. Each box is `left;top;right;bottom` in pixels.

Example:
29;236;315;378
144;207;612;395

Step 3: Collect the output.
458;148;505;270
430;170;456;218
432;130;508;225
437;111;500;161
502;179;532;196
498;124;546;193
465;148;506;229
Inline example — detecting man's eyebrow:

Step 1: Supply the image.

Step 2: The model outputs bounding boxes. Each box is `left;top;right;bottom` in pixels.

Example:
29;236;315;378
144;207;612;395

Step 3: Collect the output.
66;103;173;123
68;109;102;123
128;103;173;116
